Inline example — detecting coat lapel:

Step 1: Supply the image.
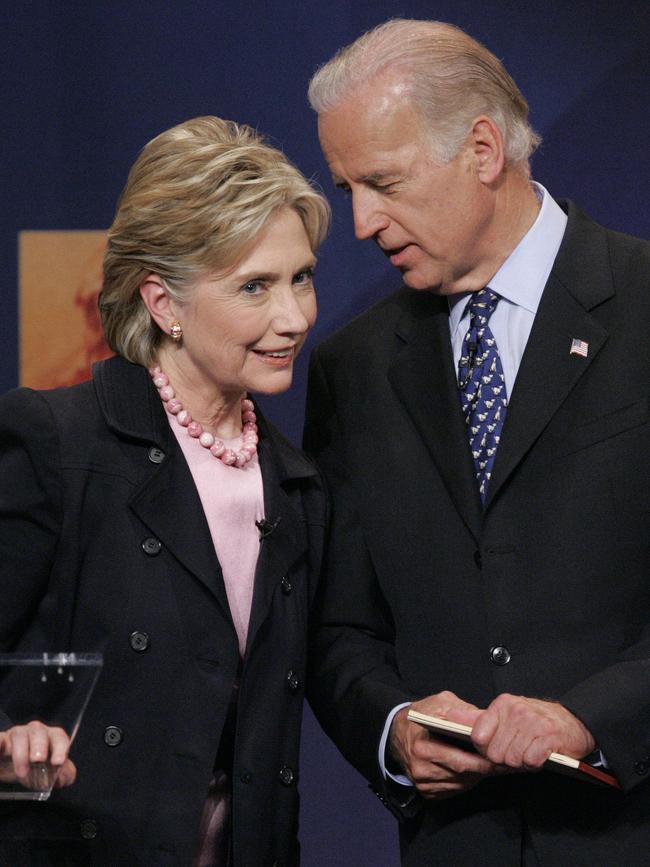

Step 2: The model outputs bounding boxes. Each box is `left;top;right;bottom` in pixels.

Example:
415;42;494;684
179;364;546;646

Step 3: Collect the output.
486;204;613;506
245;421;317;654
388;294;483;541
128;447;232;617
94;359;319;649
93;357;233;619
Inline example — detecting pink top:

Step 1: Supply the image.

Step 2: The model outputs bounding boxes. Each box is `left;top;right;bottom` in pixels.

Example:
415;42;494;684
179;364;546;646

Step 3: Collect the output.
172;423;264;656
170;420;264;867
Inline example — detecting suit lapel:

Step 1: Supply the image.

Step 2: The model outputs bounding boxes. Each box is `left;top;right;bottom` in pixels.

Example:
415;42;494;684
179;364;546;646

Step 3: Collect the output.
386;204;615;524
388;294;483;541
486;203;614;506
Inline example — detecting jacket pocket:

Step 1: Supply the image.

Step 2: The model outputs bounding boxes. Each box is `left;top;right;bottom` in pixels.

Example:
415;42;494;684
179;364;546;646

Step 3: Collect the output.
556;397;649;457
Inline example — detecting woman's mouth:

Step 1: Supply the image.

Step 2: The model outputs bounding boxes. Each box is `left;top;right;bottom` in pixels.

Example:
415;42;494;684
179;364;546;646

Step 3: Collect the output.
252;347;295;365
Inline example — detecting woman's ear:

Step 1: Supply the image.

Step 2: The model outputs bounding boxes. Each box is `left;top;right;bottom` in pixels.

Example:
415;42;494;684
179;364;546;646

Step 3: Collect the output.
139;274;177;335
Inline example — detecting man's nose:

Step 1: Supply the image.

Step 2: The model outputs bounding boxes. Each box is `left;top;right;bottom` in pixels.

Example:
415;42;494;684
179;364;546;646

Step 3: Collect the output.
351;190;389;241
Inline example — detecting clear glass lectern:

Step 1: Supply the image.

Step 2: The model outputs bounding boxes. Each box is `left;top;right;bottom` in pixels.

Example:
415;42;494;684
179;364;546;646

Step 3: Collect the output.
0;653;102;801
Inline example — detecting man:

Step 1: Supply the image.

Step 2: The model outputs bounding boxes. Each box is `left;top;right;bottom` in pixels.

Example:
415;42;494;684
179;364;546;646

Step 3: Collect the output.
304;19;650;866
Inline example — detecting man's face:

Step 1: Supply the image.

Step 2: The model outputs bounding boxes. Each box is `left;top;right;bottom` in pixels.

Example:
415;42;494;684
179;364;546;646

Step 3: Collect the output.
318;76;494;295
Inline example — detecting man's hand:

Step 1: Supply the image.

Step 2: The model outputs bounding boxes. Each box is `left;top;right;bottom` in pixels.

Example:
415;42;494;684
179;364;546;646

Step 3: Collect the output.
389;691;499;799
471;694;596;770
0;721;77;791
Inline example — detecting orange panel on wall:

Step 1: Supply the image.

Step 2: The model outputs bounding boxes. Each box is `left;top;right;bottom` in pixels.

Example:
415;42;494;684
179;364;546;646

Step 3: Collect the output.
19;231;112;388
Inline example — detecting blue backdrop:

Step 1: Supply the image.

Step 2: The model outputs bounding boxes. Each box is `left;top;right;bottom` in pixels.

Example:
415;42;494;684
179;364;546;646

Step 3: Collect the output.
3;2;649;863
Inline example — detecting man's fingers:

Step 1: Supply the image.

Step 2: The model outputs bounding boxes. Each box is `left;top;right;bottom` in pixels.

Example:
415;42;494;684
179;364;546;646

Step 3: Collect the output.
416;772;484;799
470;694;596;770
390;692;503;799
407;735;495;784
470;704;500;751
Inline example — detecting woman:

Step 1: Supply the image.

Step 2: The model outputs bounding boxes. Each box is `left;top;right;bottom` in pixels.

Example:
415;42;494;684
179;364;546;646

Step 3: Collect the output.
0;116;329;865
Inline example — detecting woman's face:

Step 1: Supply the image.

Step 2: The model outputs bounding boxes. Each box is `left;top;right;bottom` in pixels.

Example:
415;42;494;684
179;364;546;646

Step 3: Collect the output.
174;207;317;400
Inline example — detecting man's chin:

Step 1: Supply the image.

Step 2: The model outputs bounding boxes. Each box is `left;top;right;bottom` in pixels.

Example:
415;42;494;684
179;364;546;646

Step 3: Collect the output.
400;269;441;293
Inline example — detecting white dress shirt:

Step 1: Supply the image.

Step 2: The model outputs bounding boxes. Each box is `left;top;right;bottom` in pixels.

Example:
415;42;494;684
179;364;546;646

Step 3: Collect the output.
379;183;568;785
448;182;567;395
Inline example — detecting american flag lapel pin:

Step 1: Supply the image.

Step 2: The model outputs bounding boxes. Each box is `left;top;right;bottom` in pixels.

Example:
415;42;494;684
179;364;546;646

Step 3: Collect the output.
570;337;589;358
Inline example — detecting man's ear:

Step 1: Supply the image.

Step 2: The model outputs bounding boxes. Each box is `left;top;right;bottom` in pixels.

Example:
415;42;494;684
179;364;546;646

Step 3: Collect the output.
468;116;505;184
139;274;177;335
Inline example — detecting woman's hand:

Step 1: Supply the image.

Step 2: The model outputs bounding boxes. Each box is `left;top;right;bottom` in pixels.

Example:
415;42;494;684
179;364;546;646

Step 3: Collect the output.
0;721;77;791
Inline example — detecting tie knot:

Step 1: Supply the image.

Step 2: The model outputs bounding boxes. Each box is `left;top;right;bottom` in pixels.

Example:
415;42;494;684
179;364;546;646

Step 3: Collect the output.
467;287;499;327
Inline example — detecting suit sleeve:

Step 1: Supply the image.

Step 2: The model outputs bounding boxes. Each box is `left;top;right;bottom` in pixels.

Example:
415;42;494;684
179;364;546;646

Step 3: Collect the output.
0;388;63;649
560;649;650;792
304;347;415;795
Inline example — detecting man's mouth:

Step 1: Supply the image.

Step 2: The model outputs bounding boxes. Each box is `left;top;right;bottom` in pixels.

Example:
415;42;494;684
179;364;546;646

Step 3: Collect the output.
387;245;412;267
384;244;407;256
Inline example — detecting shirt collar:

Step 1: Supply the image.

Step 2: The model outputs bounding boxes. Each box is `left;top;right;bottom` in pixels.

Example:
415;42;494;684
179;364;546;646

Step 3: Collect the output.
448;182;568;334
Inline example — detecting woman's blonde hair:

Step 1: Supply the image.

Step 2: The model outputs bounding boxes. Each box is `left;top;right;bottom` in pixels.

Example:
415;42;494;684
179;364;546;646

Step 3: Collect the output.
100;116;330;366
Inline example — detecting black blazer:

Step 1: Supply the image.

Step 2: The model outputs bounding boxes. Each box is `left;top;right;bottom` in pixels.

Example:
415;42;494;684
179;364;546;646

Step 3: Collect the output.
305;203;650;866
0;355;327;867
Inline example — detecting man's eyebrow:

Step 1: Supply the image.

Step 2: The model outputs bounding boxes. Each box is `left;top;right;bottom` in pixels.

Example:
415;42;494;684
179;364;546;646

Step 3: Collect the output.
331;171;393;188
359;172;392;184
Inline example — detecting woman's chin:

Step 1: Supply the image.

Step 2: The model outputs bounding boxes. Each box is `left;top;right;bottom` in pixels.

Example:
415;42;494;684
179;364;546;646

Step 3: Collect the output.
246;369;296;396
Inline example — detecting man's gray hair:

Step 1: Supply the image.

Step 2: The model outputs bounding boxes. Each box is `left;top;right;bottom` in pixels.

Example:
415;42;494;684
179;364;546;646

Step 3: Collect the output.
308;19;541;170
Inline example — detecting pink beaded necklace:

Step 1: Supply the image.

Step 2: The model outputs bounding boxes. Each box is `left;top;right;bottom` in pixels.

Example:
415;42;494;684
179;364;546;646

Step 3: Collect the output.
149;366;259;468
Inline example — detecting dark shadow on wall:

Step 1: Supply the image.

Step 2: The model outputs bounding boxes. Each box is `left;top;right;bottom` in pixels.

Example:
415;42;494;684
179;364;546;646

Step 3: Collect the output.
299;705;399;867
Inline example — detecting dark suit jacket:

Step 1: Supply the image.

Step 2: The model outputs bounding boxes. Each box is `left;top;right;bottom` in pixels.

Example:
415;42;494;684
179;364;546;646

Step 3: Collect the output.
0;355;327;867
304;203;650;866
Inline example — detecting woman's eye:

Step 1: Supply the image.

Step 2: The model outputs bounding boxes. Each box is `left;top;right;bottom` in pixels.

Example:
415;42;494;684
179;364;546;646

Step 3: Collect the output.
293;268;314;285
241;281;263;295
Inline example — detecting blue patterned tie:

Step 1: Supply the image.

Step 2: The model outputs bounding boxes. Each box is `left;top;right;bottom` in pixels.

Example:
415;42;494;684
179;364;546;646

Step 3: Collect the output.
458;288;508;503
